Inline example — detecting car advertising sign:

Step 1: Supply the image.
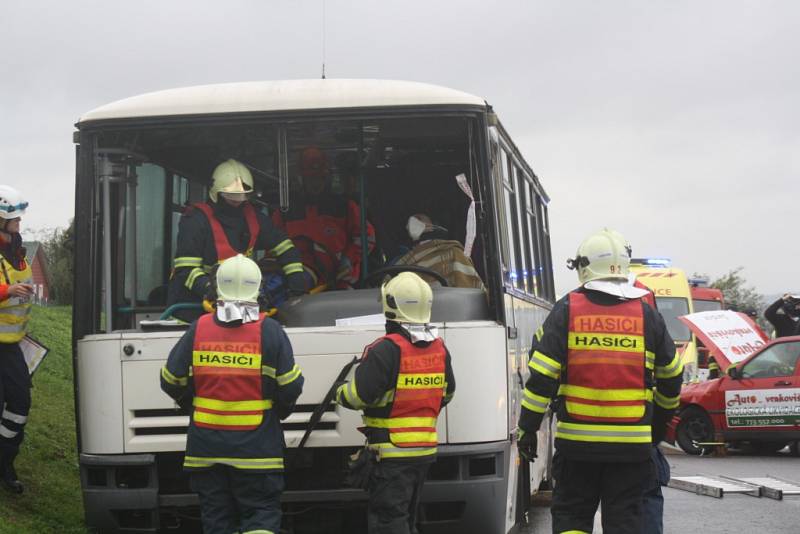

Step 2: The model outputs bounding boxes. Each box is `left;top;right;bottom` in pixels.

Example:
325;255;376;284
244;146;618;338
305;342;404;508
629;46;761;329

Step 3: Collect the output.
725;388;800;428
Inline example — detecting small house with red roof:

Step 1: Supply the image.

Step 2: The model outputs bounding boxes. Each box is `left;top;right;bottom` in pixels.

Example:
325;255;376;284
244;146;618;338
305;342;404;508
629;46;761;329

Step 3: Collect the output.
22;241;51;304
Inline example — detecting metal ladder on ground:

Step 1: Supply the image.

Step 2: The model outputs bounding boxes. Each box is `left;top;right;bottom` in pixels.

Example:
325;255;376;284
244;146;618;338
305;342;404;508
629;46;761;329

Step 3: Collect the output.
668;475;800;499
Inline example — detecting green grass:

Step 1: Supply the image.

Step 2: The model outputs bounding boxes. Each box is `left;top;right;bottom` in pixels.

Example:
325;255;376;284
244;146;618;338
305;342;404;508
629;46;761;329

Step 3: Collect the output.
0;305;86;534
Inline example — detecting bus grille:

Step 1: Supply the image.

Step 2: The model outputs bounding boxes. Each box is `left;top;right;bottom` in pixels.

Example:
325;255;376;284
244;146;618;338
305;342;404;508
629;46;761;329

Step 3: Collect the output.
129;403;338;436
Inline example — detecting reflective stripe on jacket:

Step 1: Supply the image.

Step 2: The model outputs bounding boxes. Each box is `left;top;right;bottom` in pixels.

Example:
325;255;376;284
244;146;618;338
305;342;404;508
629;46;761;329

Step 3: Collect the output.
363;333;446;459
194;202;259;261
191;314;267;431
556;292;652;444
0;257;32;343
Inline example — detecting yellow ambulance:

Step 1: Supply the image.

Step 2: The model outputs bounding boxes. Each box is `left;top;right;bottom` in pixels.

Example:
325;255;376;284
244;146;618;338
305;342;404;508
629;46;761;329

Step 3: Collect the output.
629;258;698;382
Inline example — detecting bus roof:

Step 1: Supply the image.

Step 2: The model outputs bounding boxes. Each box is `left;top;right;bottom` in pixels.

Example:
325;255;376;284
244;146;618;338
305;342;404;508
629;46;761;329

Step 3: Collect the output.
77;79;488;125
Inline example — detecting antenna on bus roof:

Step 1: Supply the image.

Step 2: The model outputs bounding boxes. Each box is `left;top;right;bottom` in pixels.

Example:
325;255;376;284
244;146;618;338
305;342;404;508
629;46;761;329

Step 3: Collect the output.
321;0;327;79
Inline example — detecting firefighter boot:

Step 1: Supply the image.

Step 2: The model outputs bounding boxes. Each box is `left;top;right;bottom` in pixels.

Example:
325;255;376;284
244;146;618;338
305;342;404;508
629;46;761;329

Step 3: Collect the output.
1;449;24;494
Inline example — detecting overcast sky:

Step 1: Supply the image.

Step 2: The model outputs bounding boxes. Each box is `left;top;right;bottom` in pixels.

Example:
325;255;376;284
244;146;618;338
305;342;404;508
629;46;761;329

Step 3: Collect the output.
1;1;797;297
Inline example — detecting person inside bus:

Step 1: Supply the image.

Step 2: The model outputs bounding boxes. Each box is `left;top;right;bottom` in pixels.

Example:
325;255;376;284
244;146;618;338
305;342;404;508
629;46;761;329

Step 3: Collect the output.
272;147;375;289
392;213;485;290
166;159;306;322
0;186;35;494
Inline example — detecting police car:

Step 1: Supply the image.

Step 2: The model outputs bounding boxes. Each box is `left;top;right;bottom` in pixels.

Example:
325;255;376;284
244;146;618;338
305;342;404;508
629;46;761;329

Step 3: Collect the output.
669;335;800;455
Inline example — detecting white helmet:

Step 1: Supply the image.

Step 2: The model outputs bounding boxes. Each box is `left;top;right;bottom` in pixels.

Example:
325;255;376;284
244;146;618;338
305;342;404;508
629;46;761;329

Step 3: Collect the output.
209;159;254;203
567;229;630;285
381;272;434;324
0;186;28;219
216;254;262;303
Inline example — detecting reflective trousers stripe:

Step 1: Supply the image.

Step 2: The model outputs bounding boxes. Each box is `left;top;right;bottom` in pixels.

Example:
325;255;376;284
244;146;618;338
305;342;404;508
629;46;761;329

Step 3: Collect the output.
183;456;284;470
555;422;651;443
0;425;18;438
1;409;27;424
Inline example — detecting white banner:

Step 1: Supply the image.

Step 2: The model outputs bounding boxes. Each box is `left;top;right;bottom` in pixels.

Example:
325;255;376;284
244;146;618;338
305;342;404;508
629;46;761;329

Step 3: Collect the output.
679;310;768;367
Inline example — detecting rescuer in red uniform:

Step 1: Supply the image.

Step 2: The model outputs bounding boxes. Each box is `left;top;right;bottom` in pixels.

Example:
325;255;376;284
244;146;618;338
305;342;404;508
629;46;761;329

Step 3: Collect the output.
272;147;375;289
516;229;683;534
161;254;303;533
167;159;306;322
336;272;456;534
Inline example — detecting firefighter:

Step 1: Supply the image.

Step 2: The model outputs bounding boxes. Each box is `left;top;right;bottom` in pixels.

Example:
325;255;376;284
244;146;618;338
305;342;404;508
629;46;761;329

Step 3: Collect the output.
336;272;456;534
160;254;303;533
166;159;306;322
272;147;375;289
0;186;34;494
707;356;721;379
516;229;683;534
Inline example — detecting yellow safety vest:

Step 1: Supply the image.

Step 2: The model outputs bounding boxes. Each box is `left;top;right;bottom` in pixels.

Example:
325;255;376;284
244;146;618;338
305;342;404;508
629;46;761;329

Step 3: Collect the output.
0;256;32;343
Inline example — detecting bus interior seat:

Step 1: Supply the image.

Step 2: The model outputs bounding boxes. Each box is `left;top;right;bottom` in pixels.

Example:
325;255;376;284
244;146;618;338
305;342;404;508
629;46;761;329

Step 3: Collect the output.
277;287;490;328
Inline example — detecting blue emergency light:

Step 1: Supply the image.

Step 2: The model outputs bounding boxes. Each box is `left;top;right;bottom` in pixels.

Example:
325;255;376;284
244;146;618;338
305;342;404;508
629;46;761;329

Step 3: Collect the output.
631;257;672;268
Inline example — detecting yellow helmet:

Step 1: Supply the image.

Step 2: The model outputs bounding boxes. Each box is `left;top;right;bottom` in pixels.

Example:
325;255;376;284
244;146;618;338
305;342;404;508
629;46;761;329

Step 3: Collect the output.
209;159;254;202
567;229;630;285
216;254;262;303
381;272;433;324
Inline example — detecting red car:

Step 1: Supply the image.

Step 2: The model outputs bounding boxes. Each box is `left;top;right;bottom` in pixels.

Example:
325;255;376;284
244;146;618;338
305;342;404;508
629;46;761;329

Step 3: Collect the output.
668;336;800;455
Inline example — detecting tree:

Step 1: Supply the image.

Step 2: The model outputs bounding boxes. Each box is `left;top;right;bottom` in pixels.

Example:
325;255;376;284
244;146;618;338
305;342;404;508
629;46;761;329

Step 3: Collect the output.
709;267;766;328
39;220;74;305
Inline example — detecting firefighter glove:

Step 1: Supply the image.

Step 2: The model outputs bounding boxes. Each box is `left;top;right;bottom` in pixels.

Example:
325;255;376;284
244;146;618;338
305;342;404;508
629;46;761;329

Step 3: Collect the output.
286;271;308;297
517;428;537;462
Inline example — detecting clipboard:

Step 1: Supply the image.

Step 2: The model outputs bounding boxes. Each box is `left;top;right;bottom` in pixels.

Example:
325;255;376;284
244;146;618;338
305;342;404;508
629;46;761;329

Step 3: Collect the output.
19;335;49;376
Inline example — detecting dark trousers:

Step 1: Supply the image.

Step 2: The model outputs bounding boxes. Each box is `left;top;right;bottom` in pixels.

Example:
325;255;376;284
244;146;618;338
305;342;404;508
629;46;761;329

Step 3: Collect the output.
189;465;283;534
642;446;670;534
0;343;31;455
551;452;655;534
367;460;430;534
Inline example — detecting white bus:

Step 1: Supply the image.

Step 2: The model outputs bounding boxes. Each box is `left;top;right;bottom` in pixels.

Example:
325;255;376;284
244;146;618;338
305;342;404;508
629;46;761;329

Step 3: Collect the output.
72;79;556;533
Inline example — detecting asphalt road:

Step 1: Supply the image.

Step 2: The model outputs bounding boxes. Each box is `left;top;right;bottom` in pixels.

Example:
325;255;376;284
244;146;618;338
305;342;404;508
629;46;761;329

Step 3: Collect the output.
521;445;800;534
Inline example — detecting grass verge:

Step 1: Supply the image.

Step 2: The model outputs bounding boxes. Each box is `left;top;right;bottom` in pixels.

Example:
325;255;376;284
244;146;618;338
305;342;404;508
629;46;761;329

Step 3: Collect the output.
0;305;85;534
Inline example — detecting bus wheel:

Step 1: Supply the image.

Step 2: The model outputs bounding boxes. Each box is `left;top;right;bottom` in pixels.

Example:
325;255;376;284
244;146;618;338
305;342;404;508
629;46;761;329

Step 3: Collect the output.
676;407;714;455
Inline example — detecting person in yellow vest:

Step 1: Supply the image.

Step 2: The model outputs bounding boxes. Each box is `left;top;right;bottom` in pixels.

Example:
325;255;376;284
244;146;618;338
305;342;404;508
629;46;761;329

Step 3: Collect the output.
0;186;34;494
160;254;303;533
336;272;456;534
516;229;683;534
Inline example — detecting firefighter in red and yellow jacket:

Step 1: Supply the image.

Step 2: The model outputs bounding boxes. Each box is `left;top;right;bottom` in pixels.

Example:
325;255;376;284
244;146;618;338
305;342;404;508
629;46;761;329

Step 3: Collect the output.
516;229;683;534
272;147;375;289
0;186;34;494
161;255;303;534
336;272;455;534
167;159;306;322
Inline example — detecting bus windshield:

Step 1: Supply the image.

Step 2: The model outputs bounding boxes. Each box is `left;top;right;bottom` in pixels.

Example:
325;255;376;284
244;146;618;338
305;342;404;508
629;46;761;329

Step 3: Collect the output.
83;115;495;331
692;299;722;313
655;296;692;342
